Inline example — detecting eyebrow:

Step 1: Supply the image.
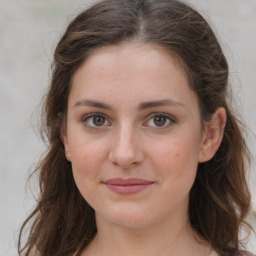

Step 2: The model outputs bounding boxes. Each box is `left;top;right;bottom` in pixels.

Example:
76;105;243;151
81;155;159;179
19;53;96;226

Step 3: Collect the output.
73;99;186;111
138;99;186;110
73;99;113;110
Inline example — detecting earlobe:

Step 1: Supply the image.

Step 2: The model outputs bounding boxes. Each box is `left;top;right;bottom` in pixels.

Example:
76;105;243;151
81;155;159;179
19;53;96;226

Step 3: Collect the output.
199;107;226;163
64;141;72;161
61;132;71;162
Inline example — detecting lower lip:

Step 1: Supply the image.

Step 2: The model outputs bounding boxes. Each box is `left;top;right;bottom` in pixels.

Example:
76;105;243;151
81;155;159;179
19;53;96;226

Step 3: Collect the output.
104;183;153;195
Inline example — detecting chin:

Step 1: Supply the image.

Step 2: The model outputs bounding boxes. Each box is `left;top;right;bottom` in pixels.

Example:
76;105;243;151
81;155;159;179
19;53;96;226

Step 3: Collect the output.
96;205;155;229
110;216;152;230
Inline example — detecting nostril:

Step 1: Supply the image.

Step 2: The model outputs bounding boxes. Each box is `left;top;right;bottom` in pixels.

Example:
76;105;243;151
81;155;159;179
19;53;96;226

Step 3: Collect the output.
109;150;137;169
108;128;145;169
108;143;144;169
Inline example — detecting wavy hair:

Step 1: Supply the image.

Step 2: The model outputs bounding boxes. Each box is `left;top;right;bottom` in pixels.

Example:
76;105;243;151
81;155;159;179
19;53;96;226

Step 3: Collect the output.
18;0;253;255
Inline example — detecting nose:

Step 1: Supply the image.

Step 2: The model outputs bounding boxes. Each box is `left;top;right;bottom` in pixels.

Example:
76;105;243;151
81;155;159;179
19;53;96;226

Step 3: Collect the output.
108;125;144;169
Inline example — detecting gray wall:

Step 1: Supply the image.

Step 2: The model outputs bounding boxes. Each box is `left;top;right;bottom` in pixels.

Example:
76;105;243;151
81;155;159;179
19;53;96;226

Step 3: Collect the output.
1;0;255;255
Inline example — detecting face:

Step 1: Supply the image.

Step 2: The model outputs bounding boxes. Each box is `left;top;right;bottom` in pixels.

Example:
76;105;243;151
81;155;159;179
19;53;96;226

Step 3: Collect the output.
63;43;207;229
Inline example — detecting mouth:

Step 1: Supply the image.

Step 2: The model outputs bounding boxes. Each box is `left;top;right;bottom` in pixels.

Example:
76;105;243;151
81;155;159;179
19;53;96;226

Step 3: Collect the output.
102;178;154;195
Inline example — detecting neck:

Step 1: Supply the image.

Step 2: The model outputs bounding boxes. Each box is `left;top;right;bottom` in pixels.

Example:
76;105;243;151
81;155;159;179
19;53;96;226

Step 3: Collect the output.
82;213;214;256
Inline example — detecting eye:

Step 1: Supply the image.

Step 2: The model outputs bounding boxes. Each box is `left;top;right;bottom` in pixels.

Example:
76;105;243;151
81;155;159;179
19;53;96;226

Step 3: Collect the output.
144;113;175;128
82;113;111;128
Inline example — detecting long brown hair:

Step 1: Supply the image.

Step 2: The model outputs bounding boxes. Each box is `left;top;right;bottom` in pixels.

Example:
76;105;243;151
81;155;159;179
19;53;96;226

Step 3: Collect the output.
18;0;253;255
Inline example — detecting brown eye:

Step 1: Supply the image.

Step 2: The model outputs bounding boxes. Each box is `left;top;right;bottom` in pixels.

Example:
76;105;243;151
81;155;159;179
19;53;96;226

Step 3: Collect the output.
83;114;110;128
153;116;167;126
93;116;105;126
144;113;175;128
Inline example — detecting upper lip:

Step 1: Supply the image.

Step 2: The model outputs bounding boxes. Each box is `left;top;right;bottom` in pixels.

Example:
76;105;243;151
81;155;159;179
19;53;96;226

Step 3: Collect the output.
102;178;154;185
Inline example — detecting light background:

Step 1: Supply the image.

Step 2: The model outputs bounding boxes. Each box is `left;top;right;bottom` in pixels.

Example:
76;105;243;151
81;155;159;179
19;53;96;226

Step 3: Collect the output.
0;0;255;255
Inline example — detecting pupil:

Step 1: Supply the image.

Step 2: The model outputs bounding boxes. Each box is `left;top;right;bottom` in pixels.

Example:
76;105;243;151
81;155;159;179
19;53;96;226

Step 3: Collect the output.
154;116;166;126
93;116;105;126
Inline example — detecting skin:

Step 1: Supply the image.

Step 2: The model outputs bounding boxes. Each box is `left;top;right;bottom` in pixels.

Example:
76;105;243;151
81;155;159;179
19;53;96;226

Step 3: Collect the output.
63;43;226;256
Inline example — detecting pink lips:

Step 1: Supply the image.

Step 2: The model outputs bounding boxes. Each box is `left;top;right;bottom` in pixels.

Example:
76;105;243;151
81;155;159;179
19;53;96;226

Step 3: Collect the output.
102;178;154;195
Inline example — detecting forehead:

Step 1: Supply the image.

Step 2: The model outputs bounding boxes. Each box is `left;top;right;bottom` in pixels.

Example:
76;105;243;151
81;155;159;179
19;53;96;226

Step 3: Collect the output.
74;43;188;82
69;43;198;111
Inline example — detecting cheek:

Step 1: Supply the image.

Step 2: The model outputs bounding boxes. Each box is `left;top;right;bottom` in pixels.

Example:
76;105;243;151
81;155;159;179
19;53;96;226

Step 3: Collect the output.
69;139;109;203
148;132;201;182
69;136;109;179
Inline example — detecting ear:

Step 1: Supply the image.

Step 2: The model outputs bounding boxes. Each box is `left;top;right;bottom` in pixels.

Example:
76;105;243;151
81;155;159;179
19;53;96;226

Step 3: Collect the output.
199;107;226;163
61;126;71;162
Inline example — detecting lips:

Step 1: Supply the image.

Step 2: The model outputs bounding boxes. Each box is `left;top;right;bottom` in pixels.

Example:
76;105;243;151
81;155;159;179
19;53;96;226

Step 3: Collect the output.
102;178;154;194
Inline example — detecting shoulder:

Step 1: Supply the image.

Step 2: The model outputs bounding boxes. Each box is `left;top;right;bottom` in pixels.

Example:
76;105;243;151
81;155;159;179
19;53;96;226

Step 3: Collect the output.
218;251;256;256
236;251;256;256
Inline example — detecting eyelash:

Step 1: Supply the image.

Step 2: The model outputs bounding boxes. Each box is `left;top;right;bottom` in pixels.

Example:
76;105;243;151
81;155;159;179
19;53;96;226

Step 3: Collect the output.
144;112;176;128
81;112;176;129
81;112;111;128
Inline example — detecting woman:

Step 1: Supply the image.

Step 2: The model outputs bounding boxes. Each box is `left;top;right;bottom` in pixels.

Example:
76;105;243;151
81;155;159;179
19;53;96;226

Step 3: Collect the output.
18;0;255;255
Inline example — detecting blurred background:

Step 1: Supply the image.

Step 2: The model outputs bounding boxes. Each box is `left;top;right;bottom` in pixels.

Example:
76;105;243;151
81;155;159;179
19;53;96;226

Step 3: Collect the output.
0;0;255;255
